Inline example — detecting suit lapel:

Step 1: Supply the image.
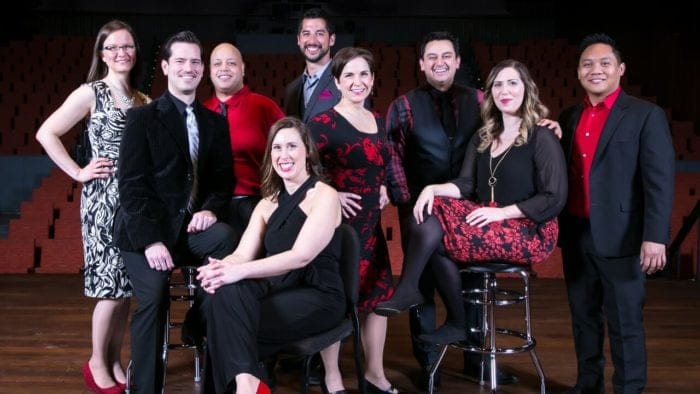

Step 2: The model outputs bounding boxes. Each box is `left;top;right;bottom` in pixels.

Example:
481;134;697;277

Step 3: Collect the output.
592;91;629;168
304;67;335;121
156;96;190;160
286;76;303;118
564;105;583;158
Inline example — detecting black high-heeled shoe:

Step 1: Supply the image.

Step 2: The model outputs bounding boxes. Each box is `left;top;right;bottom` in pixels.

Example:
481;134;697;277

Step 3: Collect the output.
365;379;398;394
419;323;467;345
374;290;424;317
320;379;347;394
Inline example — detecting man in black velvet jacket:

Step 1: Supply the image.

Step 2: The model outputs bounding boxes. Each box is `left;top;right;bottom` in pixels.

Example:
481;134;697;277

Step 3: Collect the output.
114;31;236;392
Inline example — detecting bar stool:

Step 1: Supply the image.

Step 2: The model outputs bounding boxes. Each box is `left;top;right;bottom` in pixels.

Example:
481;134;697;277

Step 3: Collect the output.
163;266;202;386
427;261;545;393
125;266;202;393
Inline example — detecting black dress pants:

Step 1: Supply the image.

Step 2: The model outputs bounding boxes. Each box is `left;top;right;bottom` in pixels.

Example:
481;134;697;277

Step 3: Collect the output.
122;222;235;393
562;219;647;394
202;270;345;393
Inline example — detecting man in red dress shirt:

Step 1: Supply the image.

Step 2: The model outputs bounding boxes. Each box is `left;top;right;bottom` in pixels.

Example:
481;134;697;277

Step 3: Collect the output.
558;33;674;393
204;43;284;237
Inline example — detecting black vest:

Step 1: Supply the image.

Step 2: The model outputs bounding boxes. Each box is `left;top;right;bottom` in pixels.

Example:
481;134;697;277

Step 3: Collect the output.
400;84;481;200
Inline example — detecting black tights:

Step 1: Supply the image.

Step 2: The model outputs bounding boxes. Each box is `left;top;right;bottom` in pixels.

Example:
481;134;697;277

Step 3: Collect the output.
430;252;466;327
395;215;482;344
399;215;478;330
395;215;444;294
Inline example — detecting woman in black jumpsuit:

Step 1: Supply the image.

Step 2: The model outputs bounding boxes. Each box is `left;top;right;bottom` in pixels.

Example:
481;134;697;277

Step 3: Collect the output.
198;117;345;394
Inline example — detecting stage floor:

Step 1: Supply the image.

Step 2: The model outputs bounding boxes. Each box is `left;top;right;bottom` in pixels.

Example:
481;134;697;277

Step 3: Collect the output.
1;274;699;393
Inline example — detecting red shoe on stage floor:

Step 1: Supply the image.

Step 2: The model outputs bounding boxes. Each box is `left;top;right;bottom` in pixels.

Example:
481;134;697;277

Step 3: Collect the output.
82;361;125;394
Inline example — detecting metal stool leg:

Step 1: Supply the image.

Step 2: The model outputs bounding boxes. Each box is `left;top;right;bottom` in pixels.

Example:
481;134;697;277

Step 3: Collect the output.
162;266;203;390
479;272;489;386
428;345;449;394
184;267;202;382
447;263;547;392
488;273;498;393
125;360;133;394
162;303;170;393
521;271;546;394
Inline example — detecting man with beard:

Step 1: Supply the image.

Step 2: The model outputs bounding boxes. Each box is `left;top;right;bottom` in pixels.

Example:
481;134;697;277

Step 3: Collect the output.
203;43;284;238
284;8;340;121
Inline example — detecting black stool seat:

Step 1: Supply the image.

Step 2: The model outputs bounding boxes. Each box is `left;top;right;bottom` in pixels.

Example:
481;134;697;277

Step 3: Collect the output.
462;261;530;274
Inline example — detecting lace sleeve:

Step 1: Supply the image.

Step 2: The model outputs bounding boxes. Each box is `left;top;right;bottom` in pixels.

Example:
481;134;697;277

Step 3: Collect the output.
450;133;480;199
516;127;568;222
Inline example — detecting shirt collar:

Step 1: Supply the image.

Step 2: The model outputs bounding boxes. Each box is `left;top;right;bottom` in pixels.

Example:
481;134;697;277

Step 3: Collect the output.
167;90;190;115
428;84;455;101
221;86;250;106
584;86;622;109
304;61;331;82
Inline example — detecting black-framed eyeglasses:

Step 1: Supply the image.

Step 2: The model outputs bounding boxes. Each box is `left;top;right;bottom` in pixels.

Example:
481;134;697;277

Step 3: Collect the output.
103;44;136;53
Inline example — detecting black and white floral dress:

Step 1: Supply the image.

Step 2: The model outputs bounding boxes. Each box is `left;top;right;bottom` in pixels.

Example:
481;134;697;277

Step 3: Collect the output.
80;80;147;298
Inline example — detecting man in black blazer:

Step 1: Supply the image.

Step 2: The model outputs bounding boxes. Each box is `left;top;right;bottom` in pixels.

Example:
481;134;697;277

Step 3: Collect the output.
115;31;236;392
284;7;340;121
558;33;674;393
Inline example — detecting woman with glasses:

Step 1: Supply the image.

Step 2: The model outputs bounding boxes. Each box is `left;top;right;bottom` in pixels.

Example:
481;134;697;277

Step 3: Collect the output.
36;19;149;393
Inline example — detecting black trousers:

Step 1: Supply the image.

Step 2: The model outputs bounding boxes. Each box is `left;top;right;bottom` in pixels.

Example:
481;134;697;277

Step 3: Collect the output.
398;204;482;369
562;219;647;394
122;222;235;393
202;271;345;393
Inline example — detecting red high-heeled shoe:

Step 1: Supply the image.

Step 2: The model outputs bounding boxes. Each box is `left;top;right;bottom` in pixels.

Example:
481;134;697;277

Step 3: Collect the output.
82;362;125;394
257;380;271;394
82;362;99;392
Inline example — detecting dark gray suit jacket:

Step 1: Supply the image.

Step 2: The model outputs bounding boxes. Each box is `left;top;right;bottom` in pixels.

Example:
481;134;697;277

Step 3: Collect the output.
114;92;233;252
558;90;674;257
284;65;340;122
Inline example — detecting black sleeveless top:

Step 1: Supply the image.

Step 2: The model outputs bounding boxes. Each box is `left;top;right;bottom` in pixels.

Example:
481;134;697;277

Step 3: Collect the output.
263;177;344;295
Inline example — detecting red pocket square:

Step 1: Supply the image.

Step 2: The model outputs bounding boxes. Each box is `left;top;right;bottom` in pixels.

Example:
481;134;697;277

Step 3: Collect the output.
319;89;334;99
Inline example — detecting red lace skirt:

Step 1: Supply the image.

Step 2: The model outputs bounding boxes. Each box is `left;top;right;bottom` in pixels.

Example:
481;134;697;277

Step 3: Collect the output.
432;197;558;265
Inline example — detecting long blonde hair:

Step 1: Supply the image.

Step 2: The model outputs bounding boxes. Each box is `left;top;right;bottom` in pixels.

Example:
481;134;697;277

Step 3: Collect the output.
477;59;548;152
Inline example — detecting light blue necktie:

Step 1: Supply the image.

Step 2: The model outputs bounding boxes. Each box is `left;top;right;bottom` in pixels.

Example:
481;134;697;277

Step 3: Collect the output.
185;106;199;211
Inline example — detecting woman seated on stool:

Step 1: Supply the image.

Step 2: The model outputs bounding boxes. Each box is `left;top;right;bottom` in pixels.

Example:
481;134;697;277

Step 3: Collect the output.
375;59;567;345
197;117;345;394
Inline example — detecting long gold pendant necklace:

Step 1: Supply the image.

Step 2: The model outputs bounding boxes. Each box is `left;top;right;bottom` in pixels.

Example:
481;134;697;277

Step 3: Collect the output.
488;143;514;205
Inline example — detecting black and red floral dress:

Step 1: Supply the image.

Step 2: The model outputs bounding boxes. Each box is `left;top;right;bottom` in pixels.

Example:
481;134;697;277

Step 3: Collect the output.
434;126;567;265
309;109;393;312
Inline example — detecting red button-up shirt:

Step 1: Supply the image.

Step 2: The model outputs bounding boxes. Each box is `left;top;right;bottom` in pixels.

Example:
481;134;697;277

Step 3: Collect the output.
203;86;284;196
567;87;621;217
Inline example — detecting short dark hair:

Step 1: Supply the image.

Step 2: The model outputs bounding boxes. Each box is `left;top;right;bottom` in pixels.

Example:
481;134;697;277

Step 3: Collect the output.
161;30;203;61
578;33;623;63
331;47;375;80
420;31;460;58
297;8;335;36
